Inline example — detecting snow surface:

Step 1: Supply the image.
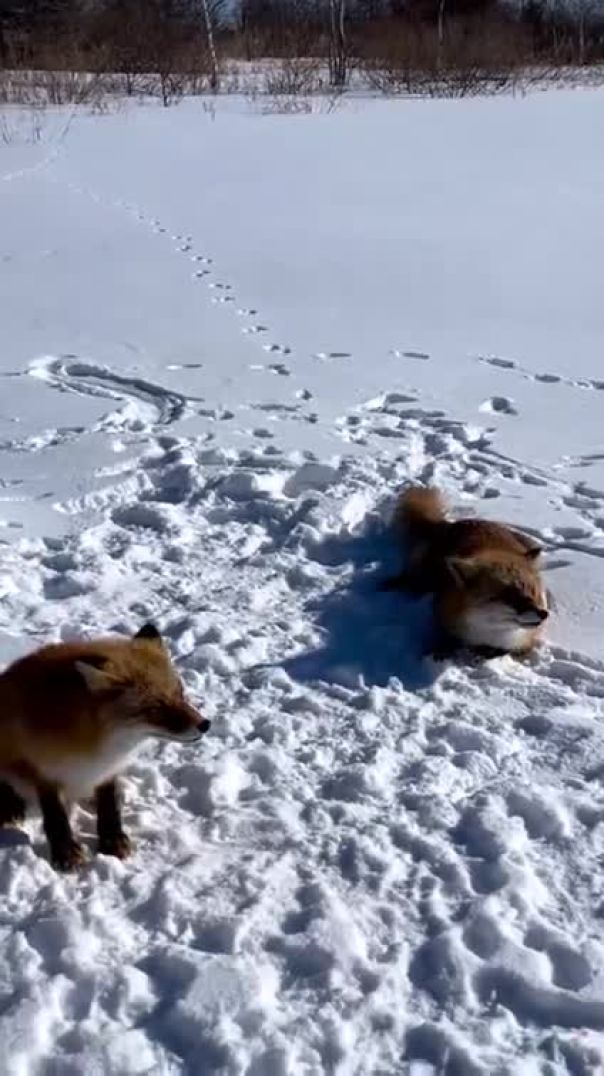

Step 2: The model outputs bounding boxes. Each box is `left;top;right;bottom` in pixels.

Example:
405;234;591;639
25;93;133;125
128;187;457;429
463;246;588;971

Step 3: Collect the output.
1;89;604;1073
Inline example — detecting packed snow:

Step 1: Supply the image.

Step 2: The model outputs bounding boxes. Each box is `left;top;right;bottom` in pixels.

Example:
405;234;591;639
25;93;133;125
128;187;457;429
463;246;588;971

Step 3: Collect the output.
1;88;604;1074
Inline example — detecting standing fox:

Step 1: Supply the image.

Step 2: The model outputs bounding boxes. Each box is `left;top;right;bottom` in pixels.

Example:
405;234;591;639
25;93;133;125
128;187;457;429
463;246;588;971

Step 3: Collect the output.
0;624;210;870
387;486;549;656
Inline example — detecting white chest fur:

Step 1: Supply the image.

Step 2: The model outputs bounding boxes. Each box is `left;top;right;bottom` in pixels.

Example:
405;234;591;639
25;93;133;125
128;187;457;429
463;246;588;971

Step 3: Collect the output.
40;726;148;799
460;606;536;653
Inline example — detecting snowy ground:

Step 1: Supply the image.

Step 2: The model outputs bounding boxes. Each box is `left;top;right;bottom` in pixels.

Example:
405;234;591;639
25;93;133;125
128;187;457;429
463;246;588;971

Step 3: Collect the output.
1;89;604;1074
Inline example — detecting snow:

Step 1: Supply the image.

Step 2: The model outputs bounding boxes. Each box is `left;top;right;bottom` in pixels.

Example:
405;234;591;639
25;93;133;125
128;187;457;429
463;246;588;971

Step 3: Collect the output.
1;87;604;1073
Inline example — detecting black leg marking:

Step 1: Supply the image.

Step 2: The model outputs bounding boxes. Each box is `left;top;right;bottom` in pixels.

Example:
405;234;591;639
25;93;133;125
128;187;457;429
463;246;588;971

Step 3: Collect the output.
473;644;509;660
96;779;132;860
429;639;458;662
426;626;460;662
38;786;86;871
0;781;26;826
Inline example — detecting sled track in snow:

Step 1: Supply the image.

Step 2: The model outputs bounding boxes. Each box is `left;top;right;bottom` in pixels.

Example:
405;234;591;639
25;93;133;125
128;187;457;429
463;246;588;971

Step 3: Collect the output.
28;355;197;428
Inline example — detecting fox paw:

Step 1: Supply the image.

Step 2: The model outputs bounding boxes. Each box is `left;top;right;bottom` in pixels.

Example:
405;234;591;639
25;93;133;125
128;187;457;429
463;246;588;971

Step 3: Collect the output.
51;840;87;872
98;833;132;860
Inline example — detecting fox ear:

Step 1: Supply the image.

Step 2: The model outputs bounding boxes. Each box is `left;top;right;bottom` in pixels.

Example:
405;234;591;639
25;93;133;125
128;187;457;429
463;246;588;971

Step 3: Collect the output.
134;623;163;644
524;545;541;561
75;659;118;693
445;557;479;586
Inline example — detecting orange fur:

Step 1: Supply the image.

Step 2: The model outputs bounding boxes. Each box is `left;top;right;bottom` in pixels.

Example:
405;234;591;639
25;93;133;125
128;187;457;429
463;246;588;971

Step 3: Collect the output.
394;486;549;654
0;628;207;802
0;625;209;869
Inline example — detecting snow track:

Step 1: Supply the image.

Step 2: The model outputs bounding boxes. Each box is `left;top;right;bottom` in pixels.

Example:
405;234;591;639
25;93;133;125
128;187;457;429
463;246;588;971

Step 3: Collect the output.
29;356;198;429
1;91;604;1073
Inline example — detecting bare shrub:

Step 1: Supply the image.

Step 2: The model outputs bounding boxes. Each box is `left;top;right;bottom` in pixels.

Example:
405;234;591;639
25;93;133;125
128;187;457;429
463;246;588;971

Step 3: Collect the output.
262;93;314;113
263;57;324;95
0;66;110;108
360;14;546;97
0;103;49;145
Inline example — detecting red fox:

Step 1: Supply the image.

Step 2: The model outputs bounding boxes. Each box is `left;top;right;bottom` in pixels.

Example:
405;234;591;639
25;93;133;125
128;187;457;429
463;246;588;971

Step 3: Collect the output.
0;623;209;870
385;487;549;657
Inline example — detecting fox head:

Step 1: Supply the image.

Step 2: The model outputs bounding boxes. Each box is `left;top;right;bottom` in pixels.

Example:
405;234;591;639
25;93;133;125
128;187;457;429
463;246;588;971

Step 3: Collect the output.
445;550;549;634
75;624;210;743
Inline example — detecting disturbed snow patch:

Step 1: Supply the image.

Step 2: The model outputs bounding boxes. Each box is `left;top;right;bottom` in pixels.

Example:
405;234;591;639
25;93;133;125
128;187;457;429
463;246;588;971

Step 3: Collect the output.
0;422;603;1074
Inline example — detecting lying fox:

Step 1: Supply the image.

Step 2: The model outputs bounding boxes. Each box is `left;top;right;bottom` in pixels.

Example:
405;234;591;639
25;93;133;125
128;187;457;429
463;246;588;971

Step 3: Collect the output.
0;623;209;870
385;486;549;657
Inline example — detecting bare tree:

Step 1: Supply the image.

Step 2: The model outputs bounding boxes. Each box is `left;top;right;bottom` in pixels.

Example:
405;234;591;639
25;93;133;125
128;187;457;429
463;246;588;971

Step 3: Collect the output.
329;0;347;85
199;0;220;90
437;0;446;64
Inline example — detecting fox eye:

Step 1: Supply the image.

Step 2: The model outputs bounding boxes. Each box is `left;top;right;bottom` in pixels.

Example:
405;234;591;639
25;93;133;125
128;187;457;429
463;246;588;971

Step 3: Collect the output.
499;586;517;604
157;705;192;734
500;586;531;612
169;684;185;707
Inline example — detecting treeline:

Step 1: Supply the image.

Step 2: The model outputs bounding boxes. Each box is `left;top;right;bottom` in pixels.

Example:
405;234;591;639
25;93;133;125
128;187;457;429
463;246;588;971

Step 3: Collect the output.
1;0;603;95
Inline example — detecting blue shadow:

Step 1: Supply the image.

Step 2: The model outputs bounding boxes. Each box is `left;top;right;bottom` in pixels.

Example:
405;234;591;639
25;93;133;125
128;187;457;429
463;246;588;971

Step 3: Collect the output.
283;512;436;690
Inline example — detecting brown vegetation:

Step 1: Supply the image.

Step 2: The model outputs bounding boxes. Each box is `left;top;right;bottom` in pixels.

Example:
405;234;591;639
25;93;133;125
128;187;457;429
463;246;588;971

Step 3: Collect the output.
0;0;602;104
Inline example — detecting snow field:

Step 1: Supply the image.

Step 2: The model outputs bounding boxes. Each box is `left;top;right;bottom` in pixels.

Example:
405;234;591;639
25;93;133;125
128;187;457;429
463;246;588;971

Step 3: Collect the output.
0;88;603;1073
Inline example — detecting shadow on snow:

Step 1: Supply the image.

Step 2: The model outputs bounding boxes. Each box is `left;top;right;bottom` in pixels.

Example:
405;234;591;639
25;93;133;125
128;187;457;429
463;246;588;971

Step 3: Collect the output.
283;511;436;690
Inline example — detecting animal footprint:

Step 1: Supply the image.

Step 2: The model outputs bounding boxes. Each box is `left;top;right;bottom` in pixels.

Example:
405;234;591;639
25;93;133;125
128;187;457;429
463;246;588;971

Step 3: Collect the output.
268;364;290;377
391;348;430;360
314;351;351;360
263;344;292;356
524;925;592;990
534;372;561;384
552;524;591;540
242;326;268;335
480;356;517;369
237;308;258;317
479;396;517;416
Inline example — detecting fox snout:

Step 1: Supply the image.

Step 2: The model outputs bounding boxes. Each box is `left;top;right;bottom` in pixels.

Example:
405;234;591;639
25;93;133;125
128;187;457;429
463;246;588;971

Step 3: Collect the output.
146;702;211;743
518;606;548;627
184;717;211;743
176;719;211;743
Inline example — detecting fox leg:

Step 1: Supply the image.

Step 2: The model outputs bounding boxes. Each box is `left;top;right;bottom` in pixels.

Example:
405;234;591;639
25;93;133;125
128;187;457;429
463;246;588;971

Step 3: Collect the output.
426;623;461;661
0;780;26;826
473;644;509;660
96;779;132;860
38;786;86;871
